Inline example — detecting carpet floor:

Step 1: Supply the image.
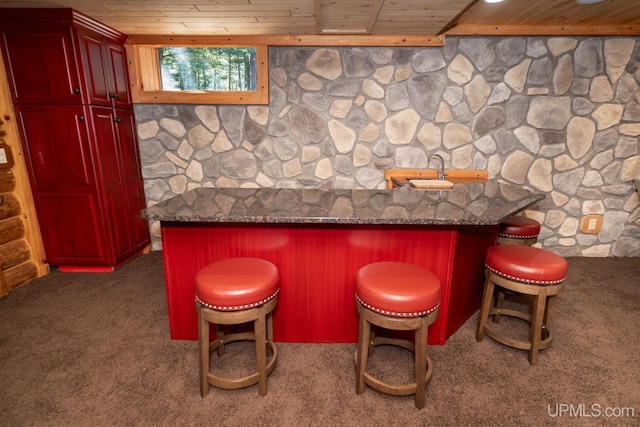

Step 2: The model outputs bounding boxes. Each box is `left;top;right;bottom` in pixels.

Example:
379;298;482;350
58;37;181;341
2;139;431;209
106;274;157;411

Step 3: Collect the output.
0;252;638;426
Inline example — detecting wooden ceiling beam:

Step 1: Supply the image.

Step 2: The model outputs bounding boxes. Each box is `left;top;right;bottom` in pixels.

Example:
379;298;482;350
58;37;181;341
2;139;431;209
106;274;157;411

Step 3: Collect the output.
445;24;640;36
126;34;445;47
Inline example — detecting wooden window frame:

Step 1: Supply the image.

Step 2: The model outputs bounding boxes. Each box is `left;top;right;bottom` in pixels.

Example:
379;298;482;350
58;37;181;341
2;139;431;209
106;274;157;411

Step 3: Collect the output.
125;37;268;105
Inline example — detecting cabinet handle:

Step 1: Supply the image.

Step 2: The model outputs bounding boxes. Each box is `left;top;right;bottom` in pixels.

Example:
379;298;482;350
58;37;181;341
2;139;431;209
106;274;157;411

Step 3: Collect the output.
73;88;81;94
78;115;85;121
113;117;123;123
109;92;119;99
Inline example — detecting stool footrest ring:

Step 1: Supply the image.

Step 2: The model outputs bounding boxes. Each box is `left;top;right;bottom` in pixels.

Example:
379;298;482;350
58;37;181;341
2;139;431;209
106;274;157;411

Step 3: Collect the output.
490;307;532;323
206;334;277;390
482;309;553;351
354;337;433;397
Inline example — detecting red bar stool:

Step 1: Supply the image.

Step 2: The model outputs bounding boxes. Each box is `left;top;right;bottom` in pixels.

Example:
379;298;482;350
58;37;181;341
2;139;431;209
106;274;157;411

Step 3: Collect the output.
498;216;541;245
195;257;279;397
355;262;441;409
495;216;541;316
476;245;567;365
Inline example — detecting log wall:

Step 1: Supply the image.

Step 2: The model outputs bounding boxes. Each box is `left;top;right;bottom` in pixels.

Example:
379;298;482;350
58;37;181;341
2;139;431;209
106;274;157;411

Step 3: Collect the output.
0;50;49;297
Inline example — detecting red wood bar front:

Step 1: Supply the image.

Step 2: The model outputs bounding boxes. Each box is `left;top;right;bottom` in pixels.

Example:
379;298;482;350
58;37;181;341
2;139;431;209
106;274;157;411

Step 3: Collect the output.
161;221;498;345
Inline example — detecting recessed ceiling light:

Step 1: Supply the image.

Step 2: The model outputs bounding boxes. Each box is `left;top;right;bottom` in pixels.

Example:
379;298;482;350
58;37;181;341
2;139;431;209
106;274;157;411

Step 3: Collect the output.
485;0;504;3
576;0;604;4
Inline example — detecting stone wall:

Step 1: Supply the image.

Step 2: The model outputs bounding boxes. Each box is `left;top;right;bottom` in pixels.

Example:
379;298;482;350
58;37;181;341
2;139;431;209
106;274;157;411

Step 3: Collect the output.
135;36;640;256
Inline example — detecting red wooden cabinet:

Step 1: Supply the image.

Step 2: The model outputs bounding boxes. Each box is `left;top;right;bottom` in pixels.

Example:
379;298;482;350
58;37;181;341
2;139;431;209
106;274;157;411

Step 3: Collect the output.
1;9;149;270
77;28;133;109
1;27;84;105
115;109;150;247
15;104;111;265
15;105;95;189
91;107;148;260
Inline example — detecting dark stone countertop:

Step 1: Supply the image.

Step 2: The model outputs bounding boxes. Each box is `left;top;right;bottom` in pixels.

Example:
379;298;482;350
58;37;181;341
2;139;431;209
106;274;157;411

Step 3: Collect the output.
142;181;545;226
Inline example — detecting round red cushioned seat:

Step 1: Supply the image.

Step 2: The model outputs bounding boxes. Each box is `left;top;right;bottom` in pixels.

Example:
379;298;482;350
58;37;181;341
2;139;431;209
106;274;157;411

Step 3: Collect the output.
499;216;541;239
195;258;279;311
355;262;441;317
485;245;567;285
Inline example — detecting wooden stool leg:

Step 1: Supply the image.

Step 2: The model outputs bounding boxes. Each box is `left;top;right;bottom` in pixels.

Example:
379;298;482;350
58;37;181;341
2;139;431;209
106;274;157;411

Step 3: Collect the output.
476;274;495;342
255;306;268;396
356;310;370;395
266;309;274;358
544;295;556;329
528;287;548;365
414;317;428;410
197;306;210;397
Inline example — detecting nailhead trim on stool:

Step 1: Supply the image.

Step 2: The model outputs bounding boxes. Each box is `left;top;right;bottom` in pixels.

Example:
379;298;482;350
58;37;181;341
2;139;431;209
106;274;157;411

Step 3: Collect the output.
195;289;279;311
477;245;567;365
195;257;279;397
498;216;541;245
485;245;567;285
354;261;441;410
355;294;440;318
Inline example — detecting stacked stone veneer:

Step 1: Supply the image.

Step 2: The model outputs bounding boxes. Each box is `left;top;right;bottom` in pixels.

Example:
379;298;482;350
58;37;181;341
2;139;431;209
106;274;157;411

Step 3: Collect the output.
135;36;640;256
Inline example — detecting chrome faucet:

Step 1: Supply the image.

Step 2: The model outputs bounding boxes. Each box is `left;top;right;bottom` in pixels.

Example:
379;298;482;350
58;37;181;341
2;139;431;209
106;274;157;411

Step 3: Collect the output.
428;154;447;180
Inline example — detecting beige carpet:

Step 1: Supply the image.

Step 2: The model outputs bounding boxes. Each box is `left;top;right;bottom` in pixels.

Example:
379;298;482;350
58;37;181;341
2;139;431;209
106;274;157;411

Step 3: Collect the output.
0;252;638;426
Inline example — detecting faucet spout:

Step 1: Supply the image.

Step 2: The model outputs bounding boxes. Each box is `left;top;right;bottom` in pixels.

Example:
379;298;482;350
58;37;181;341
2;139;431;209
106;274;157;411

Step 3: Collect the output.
428;154;447;180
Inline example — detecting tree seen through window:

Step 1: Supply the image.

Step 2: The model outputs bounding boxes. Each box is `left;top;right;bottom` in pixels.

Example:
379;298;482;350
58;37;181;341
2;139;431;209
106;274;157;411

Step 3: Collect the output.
158;47;257;91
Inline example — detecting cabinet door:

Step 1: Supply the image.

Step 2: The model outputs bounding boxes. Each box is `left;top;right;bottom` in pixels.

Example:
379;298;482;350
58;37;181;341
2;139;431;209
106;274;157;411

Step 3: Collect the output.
117;109;142;182
105;42;133;109
91;107;135;259
115;109;150;248
36;191;111;265
76;30;132;109
16;105;95;189
76;29;112;107
1;29;83;105
15;105;112;265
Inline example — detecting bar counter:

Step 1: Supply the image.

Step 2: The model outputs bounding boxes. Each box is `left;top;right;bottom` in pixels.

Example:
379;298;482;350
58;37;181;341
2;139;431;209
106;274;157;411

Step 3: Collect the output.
143;181;544;345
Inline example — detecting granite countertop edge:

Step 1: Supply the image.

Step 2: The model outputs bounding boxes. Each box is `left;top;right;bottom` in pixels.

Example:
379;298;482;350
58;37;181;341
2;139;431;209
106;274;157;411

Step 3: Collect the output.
147;214;504;226
142;184;545;227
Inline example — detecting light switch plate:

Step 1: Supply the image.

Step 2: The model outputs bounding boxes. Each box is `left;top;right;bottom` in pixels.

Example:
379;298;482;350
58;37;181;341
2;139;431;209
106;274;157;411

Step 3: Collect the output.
580;215;603;234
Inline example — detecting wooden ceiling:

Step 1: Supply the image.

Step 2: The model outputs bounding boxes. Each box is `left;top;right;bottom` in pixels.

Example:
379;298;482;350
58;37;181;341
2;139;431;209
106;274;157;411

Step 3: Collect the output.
0;0;639;37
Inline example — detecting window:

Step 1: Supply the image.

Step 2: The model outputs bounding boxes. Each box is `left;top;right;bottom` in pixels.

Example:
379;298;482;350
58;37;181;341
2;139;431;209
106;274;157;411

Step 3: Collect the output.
158;47;257;91
125;39;268;105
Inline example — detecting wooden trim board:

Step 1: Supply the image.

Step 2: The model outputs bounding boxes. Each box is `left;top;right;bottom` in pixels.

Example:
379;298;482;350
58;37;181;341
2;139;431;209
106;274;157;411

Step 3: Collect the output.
384;169;488;189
